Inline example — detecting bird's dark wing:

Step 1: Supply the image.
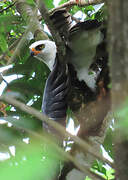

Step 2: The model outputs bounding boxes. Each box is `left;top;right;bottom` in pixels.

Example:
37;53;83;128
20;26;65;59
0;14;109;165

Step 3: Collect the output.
69;20;102;35
50;9;72;42
42;58;70;126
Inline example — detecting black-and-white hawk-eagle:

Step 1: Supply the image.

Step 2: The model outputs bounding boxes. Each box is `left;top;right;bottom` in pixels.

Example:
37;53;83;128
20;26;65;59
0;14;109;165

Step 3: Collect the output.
29;9;108;128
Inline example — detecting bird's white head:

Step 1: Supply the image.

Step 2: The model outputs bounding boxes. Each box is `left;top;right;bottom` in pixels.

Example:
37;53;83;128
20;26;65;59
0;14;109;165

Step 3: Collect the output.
29;40;57;71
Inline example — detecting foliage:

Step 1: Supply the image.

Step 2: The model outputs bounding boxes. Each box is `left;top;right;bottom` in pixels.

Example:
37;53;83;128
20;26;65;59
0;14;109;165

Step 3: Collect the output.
0;0;114;179
92;160;114;180
115;99;128;138
0;127;62;180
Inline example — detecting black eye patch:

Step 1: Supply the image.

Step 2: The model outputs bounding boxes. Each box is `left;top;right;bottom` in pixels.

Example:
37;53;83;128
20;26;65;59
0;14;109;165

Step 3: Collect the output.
35;44;45;51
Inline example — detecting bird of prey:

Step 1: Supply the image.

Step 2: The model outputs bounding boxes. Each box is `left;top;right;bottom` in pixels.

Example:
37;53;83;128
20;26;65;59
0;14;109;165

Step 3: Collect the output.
29;9;108;128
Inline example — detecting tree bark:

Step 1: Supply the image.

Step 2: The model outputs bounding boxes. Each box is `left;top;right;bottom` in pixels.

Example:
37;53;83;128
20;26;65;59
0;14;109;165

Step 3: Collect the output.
108;1;128;179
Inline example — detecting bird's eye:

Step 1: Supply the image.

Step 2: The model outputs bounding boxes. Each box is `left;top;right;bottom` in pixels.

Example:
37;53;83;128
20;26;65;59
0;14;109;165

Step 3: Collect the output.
35;44;45;51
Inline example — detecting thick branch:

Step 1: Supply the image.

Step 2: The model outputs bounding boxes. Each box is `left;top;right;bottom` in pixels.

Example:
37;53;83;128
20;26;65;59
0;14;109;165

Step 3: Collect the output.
50;0;104;14
108;0;128;179
37;0;66;61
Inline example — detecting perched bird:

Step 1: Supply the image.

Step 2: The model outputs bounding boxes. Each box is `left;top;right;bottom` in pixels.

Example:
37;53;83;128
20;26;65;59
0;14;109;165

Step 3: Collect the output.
29;21;103;90
29;9;108;125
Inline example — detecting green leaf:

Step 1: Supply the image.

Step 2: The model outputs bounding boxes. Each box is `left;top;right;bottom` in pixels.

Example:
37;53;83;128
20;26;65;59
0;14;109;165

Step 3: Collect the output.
43;0;54;9
1;116;40;131
88;71;94;75
0;2;5;6
106;168;115;180
0;14;18;24
115;100;128;138
85;176;92;180
0;124;23;144
92;160;115;179
59;0;67;5
0;139;61;180
0;34;8;51
0;14;20;32
26;0;35;5
103;128;114;158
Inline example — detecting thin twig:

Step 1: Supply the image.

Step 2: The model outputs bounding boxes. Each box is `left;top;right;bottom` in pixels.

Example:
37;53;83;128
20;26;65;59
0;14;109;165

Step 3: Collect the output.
0;2;16;13
0;38;21;63
0;73;8;84
0;95;114;168
8;23;32;64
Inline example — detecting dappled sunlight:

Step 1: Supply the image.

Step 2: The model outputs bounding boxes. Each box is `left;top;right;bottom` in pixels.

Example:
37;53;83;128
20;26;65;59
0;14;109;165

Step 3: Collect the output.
23;137;30;144
101;145;113;163
0;74;23;95
9;146;15;157
0;152;10;161
66;117;80;135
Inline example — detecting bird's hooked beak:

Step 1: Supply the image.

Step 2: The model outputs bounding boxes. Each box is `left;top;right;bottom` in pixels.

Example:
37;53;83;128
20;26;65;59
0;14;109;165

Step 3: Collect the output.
30;50;35;56
30;48;41;56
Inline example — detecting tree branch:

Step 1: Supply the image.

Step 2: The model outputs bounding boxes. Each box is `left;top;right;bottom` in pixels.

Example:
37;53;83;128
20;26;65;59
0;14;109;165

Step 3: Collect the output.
0;0;49;82
108;0;128;179
22;131;105;180
37;0;66;62
49;0;105;14
15;0;48;40
0;38;20;63
0;2;16;13
2;0;48;65
0;94;114;168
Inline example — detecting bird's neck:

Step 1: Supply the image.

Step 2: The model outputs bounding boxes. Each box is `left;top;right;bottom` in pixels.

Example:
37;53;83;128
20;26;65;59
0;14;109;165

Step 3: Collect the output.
46;58;56;71
42;45;57;71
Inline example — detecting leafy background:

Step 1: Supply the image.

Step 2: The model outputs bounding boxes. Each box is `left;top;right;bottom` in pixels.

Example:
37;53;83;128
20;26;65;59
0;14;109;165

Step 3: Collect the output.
0;0;114;179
